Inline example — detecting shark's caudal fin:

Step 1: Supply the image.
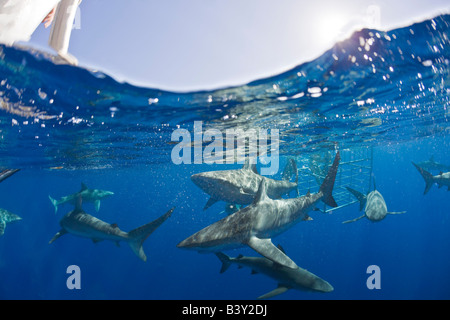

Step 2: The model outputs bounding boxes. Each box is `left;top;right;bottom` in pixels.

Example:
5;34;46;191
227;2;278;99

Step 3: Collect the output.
412;162;434;195
127;207;174;262
215;252;233;273
345;187;367;211
49;195;59;214
319;151;340;208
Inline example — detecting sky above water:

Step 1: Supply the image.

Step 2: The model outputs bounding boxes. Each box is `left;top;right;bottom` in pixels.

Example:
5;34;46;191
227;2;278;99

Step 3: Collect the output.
26;0;450;91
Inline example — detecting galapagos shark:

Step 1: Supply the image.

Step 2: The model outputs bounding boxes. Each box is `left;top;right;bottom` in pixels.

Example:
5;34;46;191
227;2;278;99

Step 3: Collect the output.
343;183;406;223
0;209;22;236
49;197;174;261
191;158;298;211
414;156;450;173
178;152;340;269
0;169;20;183
215;248;333;299
49;183;114;214
412;162;450;194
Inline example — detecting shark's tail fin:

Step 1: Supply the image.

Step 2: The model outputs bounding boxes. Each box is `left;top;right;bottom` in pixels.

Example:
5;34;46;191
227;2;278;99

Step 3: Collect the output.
127;207;174;262
345;187;367;211
215;252;232;273
412;162;434;195
319;151;340;208
49;195;58;214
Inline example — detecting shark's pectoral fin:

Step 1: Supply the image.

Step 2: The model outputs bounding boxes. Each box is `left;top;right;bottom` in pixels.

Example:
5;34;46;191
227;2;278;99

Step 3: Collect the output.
92;239;104;244
257;285;290;299
94;200;101;212
388;211;406;215
342;214;366;224
246;236;298;269
49;229;68;244
203;197;219;211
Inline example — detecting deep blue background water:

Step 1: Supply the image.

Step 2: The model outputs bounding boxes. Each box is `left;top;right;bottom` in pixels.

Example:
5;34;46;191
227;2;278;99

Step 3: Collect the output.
0;136;449;300
0;14;449;300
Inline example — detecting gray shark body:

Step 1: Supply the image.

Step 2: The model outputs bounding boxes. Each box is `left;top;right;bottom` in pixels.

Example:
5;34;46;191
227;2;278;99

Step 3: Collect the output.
178;152;340;269
216;250;333;299
191;158;298;210
0;209;22;236
415;156;450;173
0;169;20;183
49;183;114;213
413;162;450;194
343;186;406;223
49;198;174;261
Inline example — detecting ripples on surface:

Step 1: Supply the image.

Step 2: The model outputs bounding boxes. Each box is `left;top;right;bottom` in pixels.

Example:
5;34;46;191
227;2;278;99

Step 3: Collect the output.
0;14;449;169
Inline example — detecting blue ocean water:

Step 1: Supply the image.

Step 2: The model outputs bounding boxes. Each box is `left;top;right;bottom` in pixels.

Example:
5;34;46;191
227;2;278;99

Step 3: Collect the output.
0;14;449;300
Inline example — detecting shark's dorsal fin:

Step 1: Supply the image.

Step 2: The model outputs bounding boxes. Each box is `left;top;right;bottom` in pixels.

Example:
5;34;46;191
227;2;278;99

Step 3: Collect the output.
237;254;244;259
111;223;118;228
252;178;268;205
243;157;259;174
80;183;88;191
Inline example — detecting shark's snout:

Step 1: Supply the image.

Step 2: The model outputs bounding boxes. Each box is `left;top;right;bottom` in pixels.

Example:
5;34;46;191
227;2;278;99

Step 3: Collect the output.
191;173;215;190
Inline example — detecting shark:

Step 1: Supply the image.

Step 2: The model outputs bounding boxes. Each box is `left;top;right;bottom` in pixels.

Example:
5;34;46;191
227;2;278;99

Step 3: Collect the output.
0;169;20;183
191;158;298;211
414;156;450;173
178;151;340;269
49;197;174;261
0;209;22;236
412;162;450;194
215;247;333;299
343;182;406;224
49;183;114;214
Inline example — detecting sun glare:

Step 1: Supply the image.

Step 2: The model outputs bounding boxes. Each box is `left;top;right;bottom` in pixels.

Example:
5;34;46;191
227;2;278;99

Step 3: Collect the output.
316;12;351;48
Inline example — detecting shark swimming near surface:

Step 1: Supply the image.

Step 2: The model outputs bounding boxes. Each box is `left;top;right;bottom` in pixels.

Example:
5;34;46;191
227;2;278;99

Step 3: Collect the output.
414;156;450;173
191;158;298;211
215;246;333;299
343;181;406;223
49;183;114;214
0;209;22;236
49;197;174;261
178;152;340;269
412;162;450;194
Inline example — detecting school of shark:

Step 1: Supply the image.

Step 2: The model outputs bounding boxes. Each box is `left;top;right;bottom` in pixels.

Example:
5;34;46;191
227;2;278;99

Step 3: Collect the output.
0;151;449;299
